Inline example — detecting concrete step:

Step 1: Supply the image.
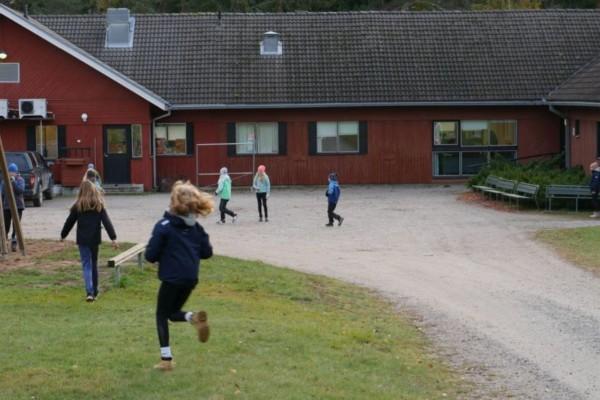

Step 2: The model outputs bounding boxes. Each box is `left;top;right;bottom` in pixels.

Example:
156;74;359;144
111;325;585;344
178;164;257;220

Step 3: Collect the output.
102;184;144;194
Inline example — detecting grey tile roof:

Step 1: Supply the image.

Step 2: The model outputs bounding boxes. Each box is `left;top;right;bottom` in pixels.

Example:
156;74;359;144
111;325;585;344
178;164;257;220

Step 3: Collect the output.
33;11;600;107
547;54;600;103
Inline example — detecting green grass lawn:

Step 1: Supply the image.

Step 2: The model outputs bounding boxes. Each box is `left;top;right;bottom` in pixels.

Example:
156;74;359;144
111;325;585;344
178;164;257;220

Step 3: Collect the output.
0;243;467;400
537;226;600;272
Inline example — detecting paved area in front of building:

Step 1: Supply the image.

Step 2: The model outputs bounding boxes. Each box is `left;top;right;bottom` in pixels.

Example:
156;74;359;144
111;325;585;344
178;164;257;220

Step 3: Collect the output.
23;186;600;399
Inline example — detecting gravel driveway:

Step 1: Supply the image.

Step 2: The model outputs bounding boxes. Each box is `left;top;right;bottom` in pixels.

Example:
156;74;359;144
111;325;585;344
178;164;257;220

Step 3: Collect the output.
23;185;600;399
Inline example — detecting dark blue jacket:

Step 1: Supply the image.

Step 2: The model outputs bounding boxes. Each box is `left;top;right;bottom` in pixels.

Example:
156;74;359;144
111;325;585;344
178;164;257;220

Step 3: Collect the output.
326;180;341;204
0;175;25;210
61;206;116;247
591;170;600;191
145;212;213;285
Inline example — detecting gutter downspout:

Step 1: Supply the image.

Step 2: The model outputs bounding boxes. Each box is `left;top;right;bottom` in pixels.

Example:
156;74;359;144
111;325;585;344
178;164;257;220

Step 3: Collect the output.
151;110;171;190
547;103;570;169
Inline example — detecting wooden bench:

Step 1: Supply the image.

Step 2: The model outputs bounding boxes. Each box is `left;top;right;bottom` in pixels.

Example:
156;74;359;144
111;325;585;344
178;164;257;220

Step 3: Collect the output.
502;182;540;209
107;243;146;285
545;185;591;212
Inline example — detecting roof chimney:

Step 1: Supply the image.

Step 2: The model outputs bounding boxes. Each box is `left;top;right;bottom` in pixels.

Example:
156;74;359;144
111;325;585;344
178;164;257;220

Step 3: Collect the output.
260;31;282;56
105;8;135;48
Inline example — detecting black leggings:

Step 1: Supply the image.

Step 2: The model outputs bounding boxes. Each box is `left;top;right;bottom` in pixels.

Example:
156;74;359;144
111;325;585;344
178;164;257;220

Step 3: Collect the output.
327;202;341;224
256;192;268;218
219;199;235;222
3;208;23;240
156;281;196;347
592;189;599;211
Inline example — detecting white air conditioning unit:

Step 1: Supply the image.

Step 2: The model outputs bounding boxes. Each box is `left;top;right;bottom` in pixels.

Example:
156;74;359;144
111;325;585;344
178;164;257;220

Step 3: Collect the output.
19;98;47;119
0;100;7;119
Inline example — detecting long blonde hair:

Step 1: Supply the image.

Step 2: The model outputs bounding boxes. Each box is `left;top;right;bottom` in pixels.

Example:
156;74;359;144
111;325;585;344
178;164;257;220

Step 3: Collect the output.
73;180;104;213
170;180;214;216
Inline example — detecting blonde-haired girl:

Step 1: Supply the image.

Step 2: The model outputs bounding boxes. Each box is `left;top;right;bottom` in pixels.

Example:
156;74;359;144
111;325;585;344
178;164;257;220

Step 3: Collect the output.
61;180;117;301
145;181;214;371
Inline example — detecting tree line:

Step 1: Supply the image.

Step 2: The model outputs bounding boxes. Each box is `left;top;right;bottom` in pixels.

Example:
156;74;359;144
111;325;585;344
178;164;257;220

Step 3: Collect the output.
0;0;598;14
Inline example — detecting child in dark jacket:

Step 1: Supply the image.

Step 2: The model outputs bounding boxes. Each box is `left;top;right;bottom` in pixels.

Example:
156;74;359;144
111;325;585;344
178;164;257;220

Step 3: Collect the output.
1;163;25;252
325;172;344;227
590;160;600;218
145;181;214;371
61;180;117;301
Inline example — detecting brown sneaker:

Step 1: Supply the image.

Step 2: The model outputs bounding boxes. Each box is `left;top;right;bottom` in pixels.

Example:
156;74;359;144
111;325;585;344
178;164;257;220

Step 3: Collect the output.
153;359;175;371
191;311;210;343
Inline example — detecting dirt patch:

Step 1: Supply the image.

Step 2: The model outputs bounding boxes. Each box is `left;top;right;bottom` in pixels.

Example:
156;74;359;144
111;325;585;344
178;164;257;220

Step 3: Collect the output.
457;191;517;213
0;240;78;272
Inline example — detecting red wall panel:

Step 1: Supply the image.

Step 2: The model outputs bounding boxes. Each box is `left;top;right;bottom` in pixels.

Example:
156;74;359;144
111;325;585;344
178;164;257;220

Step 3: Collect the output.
155;106;561;186
0;17;154;189
564;109;600;172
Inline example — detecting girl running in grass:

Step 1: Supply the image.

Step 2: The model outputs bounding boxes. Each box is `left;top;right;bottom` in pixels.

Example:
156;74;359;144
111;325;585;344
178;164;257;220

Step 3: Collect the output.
145;181;214;371
60;180;117;302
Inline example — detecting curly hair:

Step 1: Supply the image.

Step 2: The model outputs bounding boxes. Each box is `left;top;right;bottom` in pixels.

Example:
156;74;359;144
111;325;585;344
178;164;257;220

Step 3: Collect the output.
170;181;214;217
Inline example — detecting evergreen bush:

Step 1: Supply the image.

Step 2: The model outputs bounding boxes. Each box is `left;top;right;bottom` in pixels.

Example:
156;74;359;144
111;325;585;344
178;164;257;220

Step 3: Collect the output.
468;153;588;205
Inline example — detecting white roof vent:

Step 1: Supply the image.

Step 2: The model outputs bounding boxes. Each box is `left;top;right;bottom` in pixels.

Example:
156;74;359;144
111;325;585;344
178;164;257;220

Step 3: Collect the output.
106;8;135;48
260;31;282;56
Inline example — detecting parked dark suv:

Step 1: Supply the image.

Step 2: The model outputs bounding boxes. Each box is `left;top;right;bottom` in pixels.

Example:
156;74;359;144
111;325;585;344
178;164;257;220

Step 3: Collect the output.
3;151;54;207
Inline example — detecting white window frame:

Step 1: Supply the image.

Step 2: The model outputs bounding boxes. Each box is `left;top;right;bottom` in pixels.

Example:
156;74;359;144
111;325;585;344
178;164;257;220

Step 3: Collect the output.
236;122;279;155
155;123;187;156
317;121;360;154
0;63;20;83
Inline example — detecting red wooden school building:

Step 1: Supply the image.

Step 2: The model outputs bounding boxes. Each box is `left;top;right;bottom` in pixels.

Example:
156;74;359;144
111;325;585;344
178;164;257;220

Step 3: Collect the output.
1;6;600;190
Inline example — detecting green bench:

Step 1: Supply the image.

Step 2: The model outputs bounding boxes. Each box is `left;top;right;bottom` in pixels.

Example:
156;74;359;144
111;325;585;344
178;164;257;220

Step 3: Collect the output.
107;243;146;285
502;182;540;209
472;175;501;193
545;185;592;212
473;175;516;199
473;176;539;208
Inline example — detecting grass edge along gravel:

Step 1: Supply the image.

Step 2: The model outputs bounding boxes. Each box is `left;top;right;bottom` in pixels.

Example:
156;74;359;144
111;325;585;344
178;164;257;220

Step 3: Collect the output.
0;242;469;400
536;226;600;273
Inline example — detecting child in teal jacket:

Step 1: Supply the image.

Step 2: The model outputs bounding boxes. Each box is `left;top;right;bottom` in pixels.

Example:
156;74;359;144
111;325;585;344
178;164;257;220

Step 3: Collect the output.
252;164;271;222
215;167;237;224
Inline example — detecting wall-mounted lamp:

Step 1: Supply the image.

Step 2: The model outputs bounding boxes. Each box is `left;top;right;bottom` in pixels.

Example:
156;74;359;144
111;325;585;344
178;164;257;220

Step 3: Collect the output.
0;50;7;61
81;113;88;123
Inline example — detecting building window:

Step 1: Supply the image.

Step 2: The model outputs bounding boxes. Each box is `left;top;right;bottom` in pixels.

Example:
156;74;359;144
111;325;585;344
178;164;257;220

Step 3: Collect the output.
461;120;516;146
433;121;458;145
0;63;19;83
35;125;58;159
574;120;581;138
131;124;142;158
317;121;359;153
156;123;186;155
432;120;517;176
236;123;279;154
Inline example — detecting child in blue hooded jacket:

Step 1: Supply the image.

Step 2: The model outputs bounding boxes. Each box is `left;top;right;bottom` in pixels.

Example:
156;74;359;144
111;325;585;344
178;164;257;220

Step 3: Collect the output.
1;163;25;251
325;172;344;227
145;181;214;371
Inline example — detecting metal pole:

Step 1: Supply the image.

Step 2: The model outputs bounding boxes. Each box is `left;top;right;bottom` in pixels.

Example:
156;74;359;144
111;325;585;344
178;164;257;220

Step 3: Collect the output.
0;136;25;255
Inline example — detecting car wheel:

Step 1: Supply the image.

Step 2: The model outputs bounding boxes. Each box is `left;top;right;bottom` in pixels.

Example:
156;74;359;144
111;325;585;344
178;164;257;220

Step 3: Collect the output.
33;185;43;207
43;179;54;200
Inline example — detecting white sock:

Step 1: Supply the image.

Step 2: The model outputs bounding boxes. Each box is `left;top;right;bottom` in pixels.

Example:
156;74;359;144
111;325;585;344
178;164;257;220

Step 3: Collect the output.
185;312;193;322
160;346;172;359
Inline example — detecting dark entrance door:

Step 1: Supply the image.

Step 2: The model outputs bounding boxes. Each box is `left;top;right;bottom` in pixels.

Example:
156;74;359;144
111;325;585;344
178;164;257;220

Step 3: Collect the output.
103;125;131;184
